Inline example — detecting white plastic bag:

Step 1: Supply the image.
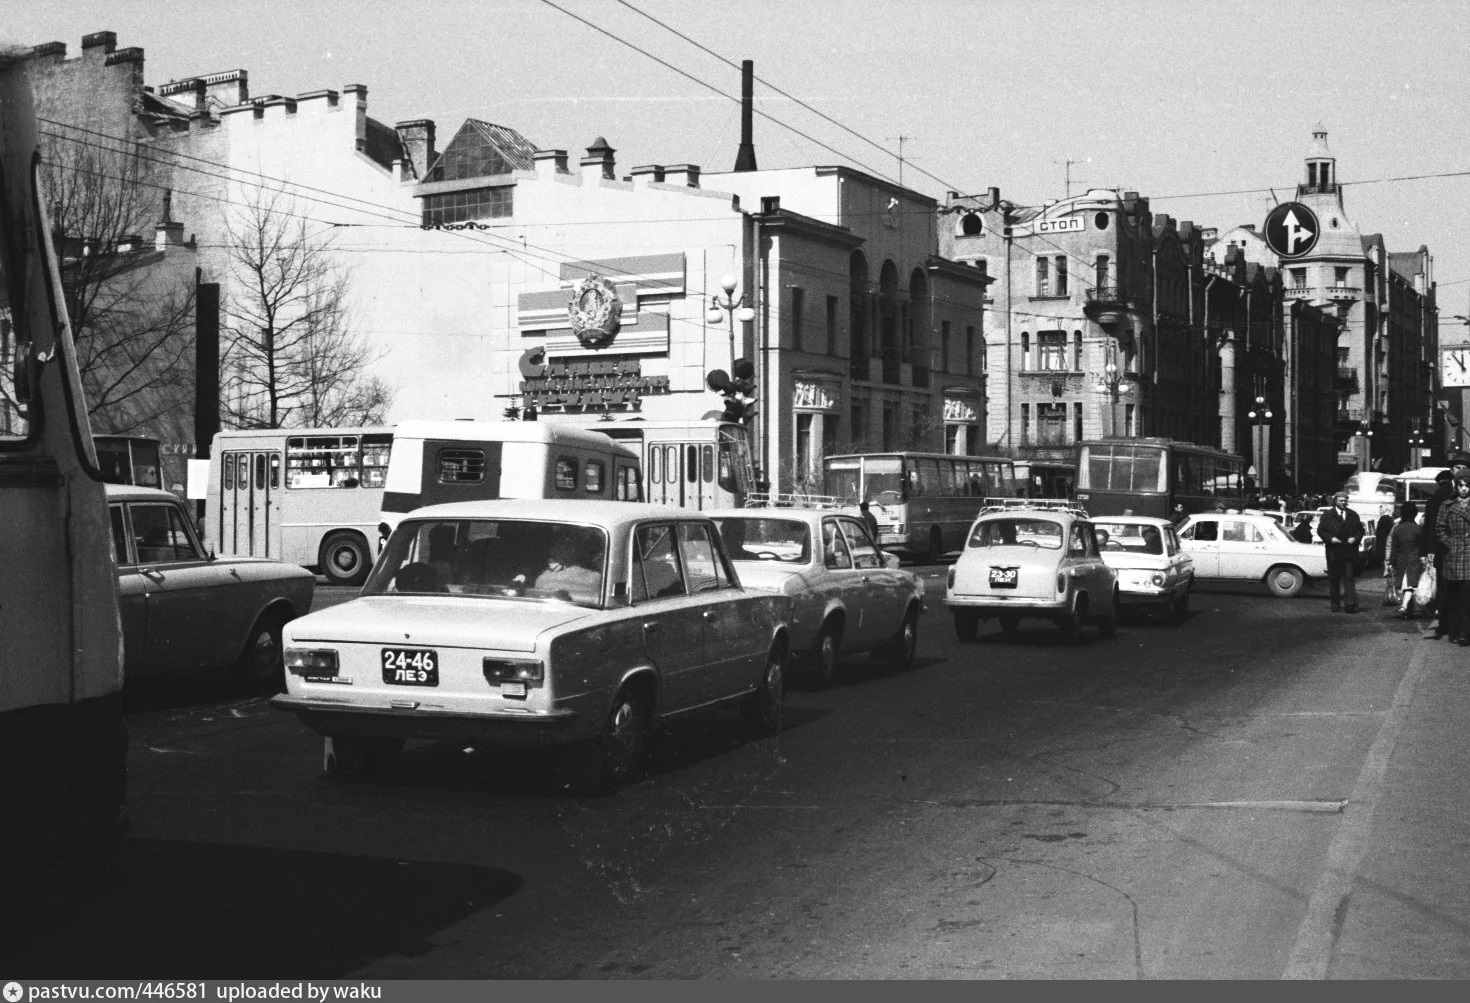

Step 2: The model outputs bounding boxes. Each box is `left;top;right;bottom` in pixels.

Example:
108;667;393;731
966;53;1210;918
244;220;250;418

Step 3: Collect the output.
1414;558;1437;609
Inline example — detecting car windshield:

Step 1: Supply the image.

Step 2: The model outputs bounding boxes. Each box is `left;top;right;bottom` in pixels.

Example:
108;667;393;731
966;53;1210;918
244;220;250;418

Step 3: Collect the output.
1094;522;1164;555
711;517;811;563
968;517;1064;550
364;518;608;607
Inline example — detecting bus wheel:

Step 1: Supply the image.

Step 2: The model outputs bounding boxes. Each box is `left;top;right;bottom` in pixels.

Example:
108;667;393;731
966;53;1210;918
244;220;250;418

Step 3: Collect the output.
321;532;370;586
929;526;944;562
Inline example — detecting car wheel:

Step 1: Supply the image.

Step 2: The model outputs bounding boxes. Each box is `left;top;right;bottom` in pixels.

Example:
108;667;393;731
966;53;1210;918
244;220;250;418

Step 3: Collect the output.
884;607;919;671
1058;598;1083;643
999;613;1020;637
323;736;402;779
1097;591;1118;639
234;609;287;691
928;526;944;562
742;641;787;734
811;618;843;686
595;685;653;791
321;532;371;587
1266;565;1305;598
953;609;979;642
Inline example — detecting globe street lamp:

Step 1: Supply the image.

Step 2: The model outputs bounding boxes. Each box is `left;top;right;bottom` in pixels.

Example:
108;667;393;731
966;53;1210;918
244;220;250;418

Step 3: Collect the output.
1408;425;1428;470
1352;420;1374;472
706;272;756;366
1247;394;1273;492
1092;353;1132;436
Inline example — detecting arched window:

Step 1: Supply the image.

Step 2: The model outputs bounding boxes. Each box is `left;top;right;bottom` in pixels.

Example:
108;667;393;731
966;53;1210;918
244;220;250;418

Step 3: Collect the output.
959;213;983;236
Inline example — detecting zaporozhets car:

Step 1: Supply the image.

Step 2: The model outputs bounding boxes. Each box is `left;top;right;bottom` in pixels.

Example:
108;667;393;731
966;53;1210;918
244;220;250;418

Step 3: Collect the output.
1092;515;1194;622
945;503;1118;642
109;484;315;689
710;507;924;686
269;500;792;790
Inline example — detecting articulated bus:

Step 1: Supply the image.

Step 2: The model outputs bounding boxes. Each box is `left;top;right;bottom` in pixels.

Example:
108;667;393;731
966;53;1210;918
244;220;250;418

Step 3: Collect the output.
207;420;641;585
1;54;128;912
1075;437;1248;518
548;417;757;510
822;451;1021;560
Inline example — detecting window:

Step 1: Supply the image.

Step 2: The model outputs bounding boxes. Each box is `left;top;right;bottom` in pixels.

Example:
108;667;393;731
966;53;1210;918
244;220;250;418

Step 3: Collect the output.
882;405;895;450
1074;402;1084;443
1038;403;1067;446
438;448;486;483
110;506;129;566
841;518;882;569
791;286;806;351
631;524;685;602
616;464;641;501
1021;332;1031;369
1290;268;1307;289
584;460;605;494
1335;267;1350;287
1038;331;1066;371
677;522;729;593
1035;257;1050;296
554;456;578;491
822;520;852;568
1074;331;1083;370
1095;255;1110;289
130;503;200;564
421;186;513;226
826;295;838;355
1186;520;1218;542
286;435;363;488
941;320;951;372
967;325;977;376
1055;257;1068;296
1021;403;1030;444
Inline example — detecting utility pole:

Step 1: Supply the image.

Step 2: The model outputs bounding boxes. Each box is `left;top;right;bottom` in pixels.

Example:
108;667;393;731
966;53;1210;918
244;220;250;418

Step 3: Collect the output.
1054;157;1090;198
887;135;915;187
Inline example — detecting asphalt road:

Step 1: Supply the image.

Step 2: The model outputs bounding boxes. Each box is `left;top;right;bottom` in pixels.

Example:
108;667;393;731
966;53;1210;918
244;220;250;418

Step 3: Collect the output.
8;569;1468;979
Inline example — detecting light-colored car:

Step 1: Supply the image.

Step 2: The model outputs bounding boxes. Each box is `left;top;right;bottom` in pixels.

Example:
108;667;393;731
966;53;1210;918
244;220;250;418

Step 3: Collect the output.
1092;516;1194;622
269;499;792;790
1176;511;1329;597
108;484;315;688
945;503;1119;642
709;508;924;685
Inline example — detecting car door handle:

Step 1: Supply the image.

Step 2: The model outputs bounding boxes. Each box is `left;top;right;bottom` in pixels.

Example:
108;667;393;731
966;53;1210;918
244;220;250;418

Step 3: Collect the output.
860;575;871;583
642;621;660;633
140;568;165;582
702;610;716;621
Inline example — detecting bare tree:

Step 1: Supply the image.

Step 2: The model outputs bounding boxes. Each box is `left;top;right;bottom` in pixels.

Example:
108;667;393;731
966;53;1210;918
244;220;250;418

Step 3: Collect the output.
2;132;197;435
221;189;391;429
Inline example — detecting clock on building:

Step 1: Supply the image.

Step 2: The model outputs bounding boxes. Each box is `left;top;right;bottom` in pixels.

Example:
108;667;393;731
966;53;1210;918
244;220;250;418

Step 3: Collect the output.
1444;346;1470;389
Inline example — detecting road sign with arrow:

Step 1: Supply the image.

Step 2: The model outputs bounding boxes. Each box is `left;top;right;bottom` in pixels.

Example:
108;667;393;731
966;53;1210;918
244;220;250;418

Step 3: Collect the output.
1263;202;1320;258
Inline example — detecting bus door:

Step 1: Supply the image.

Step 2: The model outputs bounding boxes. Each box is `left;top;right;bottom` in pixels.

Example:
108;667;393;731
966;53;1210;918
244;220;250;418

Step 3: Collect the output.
645;441;682;507
691;441;718;510
221;449;280;558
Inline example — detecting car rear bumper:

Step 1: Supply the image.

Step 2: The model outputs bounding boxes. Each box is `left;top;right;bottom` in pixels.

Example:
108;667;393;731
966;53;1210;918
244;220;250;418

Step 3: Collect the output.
944;595;1068;613
269;694;582;745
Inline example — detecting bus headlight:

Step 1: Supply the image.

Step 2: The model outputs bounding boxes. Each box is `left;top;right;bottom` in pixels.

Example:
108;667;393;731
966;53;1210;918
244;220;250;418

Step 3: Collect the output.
285;648;339;677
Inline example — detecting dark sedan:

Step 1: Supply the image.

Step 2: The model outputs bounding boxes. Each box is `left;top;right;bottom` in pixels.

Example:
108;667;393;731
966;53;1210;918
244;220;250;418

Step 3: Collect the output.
108;485;315;688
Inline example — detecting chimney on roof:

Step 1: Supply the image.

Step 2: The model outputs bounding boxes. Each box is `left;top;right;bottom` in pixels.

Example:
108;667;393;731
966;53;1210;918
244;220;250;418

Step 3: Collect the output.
734;59;757;172
81;31;117;55
582;137;616;180
395;119;436;180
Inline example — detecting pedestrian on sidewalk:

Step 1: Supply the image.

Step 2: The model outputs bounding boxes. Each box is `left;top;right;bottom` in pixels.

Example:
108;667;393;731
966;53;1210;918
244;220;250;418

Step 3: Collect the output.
1433;475;1470;645
1421;469;1455;637
1318;490;1364;613
1386;501;1424;619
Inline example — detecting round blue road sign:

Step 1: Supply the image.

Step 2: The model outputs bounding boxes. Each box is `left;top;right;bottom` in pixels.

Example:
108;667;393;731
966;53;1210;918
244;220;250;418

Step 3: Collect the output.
1263;202;1320;258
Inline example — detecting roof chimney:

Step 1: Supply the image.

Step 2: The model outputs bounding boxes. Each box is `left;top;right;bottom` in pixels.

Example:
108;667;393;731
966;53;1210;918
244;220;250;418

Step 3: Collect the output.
581;136;616;180
733;59;757;172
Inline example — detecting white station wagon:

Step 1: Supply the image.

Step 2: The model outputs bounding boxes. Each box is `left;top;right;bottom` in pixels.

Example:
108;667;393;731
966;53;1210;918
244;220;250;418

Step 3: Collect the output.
709;508;925;685
270;500;792;790
945;503;1119;642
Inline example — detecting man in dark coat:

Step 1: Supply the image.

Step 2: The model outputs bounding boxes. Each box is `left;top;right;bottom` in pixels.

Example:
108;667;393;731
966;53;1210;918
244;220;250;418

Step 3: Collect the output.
1421;469;1456;637
1317;490;1364;613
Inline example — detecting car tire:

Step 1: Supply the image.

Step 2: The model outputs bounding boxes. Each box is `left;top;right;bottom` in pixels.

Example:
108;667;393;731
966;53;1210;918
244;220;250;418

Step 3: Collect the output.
741;641;786;734
323;735;402;779
999;613;1020;637
1097;591;1118;639
321;531;371;587
233;608;287;692
928;526;944;562
1265;565;1305;598
1058;598;1083;643
811;618;843;686
596;685;653;791
954;609;979;642
883;606;919;671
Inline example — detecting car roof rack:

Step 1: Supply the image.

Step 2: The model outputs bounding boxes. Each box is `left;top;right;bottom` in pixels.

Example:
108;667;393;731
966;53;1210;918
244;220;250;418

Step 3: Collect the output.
978;497;1091;518
743;491;849;510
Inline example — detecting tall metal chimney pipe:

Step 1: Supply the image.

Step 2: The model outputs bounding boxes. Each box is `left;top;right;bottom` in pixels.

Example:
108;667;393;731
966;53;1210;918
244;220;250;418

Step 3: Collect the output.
734;59;757;172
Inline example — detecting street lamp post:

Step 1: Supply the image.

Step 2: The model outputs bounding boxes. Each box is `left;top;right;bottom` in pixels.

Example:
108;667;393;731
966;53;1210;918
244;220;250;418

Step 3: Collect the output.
1092;350;1132;436
706;272;755;367
1408;425;1428;470
1353;420;1374;472
1247;394;1273;492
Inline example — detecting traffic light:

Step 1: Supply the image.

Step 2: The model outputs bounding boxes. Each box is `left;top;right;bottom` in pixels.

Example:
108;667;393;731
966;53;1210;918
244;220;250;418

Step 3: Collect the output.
705;358;757;425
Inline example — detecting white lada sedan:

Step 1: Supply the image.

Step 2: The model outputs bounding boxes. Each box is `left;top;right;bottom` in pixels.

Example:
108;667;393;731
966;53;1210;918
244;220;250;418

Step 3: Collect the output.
709;508;924;686
270;500;792;790
945;504;1118;642
1091;515;1194;622
1175;511;1329;598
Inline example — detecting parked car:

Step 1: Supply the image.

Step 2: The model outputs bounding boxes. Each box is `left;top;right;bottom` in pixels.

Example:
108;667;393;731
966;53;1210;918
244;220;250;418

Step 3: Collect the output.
1091;516;1194;622
945;503;1118;642
108;484;315;687
1175;511;1329;597
269;500;792;790
709;507;924;685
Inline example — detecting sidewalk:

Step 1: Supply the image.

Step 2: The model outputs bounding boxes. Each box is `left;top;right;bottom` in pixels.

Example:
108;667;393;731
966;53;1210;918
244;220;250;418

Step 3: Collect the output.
1315;574;1470;977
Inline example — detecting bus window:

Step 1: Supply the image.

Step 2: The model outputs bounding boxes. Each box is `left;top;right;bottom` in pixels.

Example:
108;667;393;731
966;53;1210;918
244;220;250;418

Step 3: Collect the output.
585;460;605;494
438;448;487;483
223;453;235;491
864;456;905;501
269;453;281;489
554;456;578;491
825;457;861;501
701;445;715;483
916;458;941;496
686;445;698;483
361;434;392;488
945;460;965;496
254;453;266;490
649;444;662;484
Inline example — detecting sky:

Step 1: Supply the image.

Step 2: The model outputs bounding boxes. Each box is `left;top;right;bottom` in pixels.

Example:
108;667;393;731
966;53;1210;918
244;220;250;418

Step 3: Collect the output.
5;0;1470;322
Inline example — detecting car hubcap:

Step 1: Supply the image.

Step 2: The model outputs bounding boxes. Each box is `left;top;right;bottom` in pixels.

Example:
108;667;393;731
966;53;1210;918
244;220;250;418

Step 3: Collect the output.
767;656;784;702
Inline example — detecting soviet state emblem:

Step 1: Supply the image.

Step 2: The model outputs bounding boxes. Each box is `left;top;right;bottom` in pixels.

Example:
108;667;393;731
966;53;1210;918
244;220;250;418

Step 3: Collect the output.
568;274;623;348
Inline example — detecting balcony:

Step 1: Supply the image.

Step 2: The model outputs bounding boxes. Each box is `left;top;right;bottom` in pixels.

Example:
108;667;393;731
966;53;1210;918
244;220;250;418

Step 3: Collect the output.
1326;285;1361;300
1337;407;1365;424
1084;286;1126;325
1297;183;1341;198
1284;287;1313;300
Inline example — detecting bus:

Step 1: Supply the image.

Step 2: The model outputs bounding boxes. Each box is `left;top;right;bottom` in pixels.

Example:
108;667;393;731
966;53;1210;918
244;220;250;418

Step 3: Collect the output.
93;434;162;489
549;417;756;510
207;420;641;585
1015;459;1077;499
1074;437;1247;518
822;451;1021;560
1;56;128;912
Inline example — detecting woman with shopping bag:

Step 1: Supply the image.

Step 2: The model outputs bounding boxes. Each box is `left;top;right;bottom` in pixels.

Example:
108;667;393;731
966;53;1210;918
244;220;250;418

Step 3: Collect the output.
1386;502;1423;618
1432;475;1470;643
